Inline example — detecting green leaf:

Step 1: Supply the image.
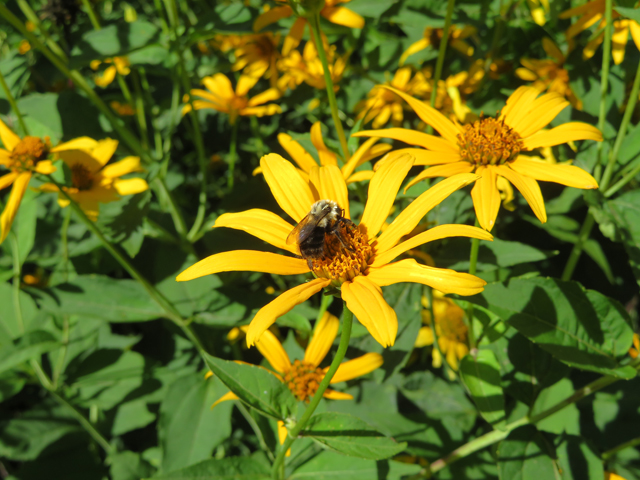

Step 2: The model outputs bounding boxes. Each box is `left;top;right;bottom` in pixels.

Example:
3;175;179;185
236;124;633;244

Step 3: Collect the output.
604;190;640;288
0;282;38;341
159;374;233;473
39;275;164;322
99;191;151;258
615;6;640;22
497;425;560;480
555;434;605;480
459;349;506;430
302;412;407;460
150;456;270;479
204;354;297;421
110;451;153;480
531;378;580;435
466;277;634;377
71;20;160;61
0;330;60;375
289;450;422;479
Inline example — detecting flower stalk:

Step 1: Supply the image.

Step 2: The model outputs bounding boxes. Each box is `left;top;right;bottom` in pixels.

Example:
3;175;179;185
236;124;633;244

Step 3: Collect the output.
0;68;28;136
308;13;350;162
271;303;353;479
428;0;456;115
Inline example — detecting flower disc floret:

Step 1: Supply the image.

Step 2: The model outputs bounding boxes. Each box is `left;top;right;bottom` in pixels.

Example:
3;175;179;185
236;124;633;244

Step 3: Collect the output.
457;117;523;166
70;164;94;191
9;136;51;171
283;359;324;402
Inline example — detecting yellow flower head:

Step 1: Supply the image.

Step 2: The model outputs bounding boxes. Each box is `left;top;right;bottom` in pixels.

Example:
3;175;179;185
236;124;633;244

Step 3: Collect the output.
278;38;347;92
254;0;364;55
110;101;136;116
91;56;131;88
230;33;282;89
38;138;148;221
355;86;603;231
560;0;640;65
18;40;31;55
183;73;282;125
177;153;490;348
253;121;391;183
516;38;582;110
416;291;469;371
400;25;476;66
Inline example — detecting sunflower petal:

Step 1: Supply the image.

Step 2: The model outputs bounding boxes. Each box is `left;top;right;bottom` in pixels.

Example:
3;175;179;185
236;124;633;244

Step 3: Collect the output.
373;224;493;267
261;153;316;223
278;133;318;173
0;172;19;190
247;88;282;107
243;327;291;374
51;137;99;153
0;172;31;244
495;165;547;223
254;5;293;31
328;353;383;383
215;209;298;254
404;162;475;192
367;258;487;296
522;122;603;150
354;128;458;153
203;74;235;100
509;92;569;138
211;391;239;409
500;86;541;127
101;156;143;178
304;311;340;366
341;137;379;179
509;157;598;189
359;153;414;239
342;276;397;348
34;160;56;174
113;178;149;196
0;119;20;151
246;278;331;346
323;389;354;400
321;6;365;28
470;166;501;231
375;173;479;254
346;170;374;184
379;87;462;143
176;251;308;281
399;38;430;66
311;122;338;166
309;165;350;219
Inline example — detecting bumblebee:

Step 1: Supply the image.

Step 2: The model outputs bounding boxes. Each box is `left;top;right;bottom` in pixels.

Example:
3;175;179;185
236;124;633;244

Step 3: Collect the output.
286;200;354;265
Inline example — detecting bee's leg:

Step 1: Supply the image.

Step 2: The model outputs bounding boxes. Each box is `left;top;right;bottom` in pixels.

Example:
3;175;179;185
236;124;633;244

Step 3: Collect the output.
331;220;355;252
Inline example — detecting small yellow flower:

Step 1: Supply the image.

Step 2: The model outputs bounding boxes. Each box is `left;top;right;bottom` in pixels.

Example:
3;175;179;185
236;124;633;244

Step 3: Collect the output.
400;25;476;66
91;56;131;88
177;153;491;348
254;121;391;183
355;68;430;128
254;0;364;55
18;40;31;55
356;86;603;231
560;0;640;65
516;38;582;110
629;333;640;359
416;291;468;371
183;73;282;125
0;119;86;243
110;101;135;116
527;0;549;26
230;33;281;89
38;138;148;221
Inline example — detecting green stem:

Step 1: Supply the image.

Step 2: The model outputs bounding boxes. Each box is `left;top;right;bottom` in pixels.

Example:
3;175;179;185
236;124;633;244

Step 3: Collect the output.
151;177;190;243
131;70;149;151
427;0;455;135
601;58;640;193
428;371;626;475
228;120;239;190
606;161;640;198
79;0;101;30
561;211;595;281
465;232;480;350
602;434;640;461
47;176;206;355
15;0;68;61
250;115;266;158
271;304;353;479
51;315;69;390
593;0;613;183
61;207;71;282
9;233;25;335
0;67;28;136
308;14;350;162
237;402;275;462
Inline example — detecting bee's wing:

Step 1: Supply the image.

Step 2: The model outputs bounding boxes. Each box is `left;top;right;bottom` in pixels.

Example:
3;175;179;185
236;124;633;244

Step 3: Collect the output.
286;213;314;245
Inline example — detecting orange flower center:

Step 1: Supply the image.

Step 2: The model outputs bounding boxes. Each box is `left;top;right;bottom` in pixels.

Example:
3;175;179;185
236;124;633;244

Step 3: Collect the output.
283;359;324;402
457;117;523;166
309;222;374;287
70;164;94;191
9;136;50;171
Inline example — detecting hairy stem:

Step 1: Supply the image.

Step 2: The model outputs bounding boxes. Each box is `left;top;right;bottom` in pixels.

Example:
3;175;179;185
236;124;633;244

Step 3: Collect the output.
271;304;353;479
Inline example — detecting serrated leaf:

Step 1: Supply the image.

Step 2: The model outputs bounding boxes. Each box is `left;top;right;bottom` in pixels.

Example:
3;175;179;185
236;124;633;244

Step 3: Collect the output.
204;354;296;420
149;456;269;479
466;277;634;377
303;412;406;460
0;330;60;375
497;425;560;480
459;349;506;430
604;190;640;288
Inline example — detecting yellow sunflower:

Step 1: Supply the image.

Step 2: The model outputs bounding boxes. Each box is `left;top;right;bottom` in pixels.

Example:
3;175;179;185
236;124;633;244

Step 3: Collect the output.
400;25;476;66
230;32;281;89
0;120;92;243
90;56;131;88
254;121;392;184
213;312;383;406
38;138;148;221
416;291;468;371
183;73;282;125
254;0;364;55
177;153;490;347
516;38;582;110
560;0;640;65
355;67;430;128
355;86;602;231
